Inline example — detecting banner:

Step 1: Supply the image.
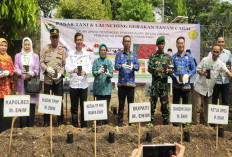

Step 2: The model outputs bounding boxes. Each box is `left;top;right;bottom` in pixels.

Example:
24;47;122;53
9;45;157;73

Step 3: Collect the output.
41;18;200;83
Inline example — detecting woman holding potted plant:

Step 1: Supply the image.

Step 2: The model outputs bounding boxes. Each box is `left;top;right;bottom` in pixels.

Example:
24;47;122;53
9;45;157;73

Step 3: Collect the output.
0;38;14;133
92;43;113;125
14;37;40;128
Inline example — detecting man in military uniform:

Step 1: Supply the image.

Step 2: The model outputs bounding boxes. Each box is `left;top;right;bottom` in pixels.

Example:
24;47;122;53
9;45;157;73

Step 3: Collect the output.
40;29;66;126
148;36;173;125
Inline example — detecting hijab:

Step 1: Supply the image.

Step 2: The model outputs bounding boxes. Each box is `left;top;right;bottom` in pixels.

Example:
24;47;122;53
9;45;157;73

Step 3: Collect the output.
99;43;108;64
21;37;33;55
21;37;33;66
0;38;11;62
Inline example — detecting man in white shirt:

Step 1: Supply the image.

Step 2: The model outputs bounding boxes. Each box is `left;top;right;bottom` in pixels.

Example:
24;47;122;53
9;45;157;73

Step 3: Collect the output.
193;44;232;125
208;37;232;105
65;32;92;128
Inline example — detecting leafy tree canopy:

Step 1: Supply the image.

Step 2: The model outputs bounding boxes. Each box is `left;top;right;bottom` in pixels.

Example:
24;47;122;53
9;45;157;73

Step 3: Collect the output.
55;0;111;20
38;0;59;18
0;0;40;41
116;0;154;22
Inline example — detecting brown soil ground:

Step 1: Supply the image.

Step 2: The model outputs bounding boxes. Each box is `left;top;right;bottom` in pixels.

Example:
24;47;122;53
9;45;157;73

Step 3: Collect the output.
1;108;232;157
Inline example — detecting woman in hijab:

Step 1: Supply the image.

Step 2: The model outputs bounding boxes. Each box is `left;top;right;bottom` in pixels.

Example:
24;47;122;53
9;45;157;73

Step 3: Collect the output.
92;43;113;125
0;38;14;133
14;37;40;128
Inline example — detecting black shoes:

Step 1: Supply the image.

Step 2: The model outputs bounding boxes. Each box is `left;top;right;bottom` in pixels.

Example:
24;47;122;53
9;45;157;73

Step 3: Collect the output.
44;121;49;127
163;119;168;125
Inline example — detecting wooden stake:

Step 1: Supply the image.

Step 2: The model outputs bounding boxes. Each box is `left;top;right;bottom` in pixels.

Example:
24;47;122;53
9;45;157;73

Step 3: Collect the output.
8;117;17;155
138;122;141;147
8;92;18;155
180;97;183;145
138;98;142;147
50;114;53;153
50;90;53;153
94;120;97;157
216;99;219;150
66;93;67;119
94;97;97;157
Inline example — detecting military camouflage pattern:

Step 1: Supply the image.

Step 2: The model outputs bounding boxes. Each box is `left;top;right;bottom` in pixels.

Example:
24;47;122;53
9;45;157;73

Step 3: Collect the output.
148;52;173;121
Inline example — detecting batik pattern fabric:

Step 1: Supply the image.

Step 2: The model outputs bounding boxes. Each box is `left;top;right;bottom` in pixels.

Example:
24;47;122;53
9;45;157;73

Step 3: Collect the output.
114;51;139;87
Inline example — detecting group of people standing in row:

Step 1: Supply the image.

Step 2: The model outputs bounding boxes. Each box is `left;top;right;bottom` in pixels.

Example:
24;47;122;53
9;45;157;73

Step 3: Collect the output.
0;28;231;133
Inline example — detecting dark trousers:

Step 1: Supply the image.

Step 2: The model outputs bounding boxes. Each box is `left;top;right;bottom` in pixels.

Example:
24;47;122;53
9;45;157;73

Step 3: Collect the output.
44;81;64;125
0;99;12;133
20;103;35;128
212;83;230;105
173;87;190;104
94;95;111;125
70;87;88;128
118;86;135;126
150;89;169;121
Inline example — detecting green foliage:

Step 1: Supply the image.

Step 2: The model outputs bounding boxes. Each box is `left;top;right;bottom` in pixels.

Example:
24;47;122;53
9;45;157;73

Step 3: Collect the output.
186;0;219;24
116;0;154;22
55;0;111;20
170;0;187;21
183;122;190;128
146;122;154;132
38;0;59;17
198;2;232;48
104;0;112;20
0;0;40;41
151;0;219;23
111;0;121;20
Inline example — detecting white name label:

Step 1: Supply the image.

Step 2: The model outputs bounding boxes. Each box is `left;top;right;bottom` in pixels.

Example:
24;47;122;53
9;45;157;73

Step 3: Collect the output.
208;104;229;124
4;95;30;117
84;100;107;121
38;94;62;116
170;104;192;123
129;103;151;123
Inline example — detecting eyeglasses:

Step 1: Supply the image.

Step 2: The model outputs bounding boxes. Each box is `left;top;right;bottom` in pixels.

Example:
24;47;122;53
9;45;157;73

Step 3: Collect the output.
177;43;184;46
51;36;59;39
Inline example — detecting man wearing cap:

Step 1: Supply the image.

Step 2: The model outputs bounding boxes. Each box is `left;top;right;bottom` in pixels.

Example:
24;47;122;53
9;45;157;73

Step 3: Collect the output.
148;36;174;125
40;29;66;126
115;35;140;127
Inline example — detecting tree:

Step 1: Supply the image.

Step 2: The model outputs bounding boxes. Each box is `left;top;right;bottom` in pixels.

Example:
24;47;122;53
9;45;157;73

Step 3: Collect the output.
186;0;219;23
116;0;154;22
151;0;187;22
55;0;111;20
151;0;219;23
169;0;187;21
111;0;121;20
0;0;40;41
38;0;59;17
103;0;112;20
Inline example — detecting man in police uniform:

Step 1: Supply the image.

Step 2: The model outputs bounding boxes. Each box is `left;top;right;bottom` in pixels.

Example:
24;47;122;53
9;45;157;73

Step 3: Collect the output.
148;36;174;125
40;29;66;126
